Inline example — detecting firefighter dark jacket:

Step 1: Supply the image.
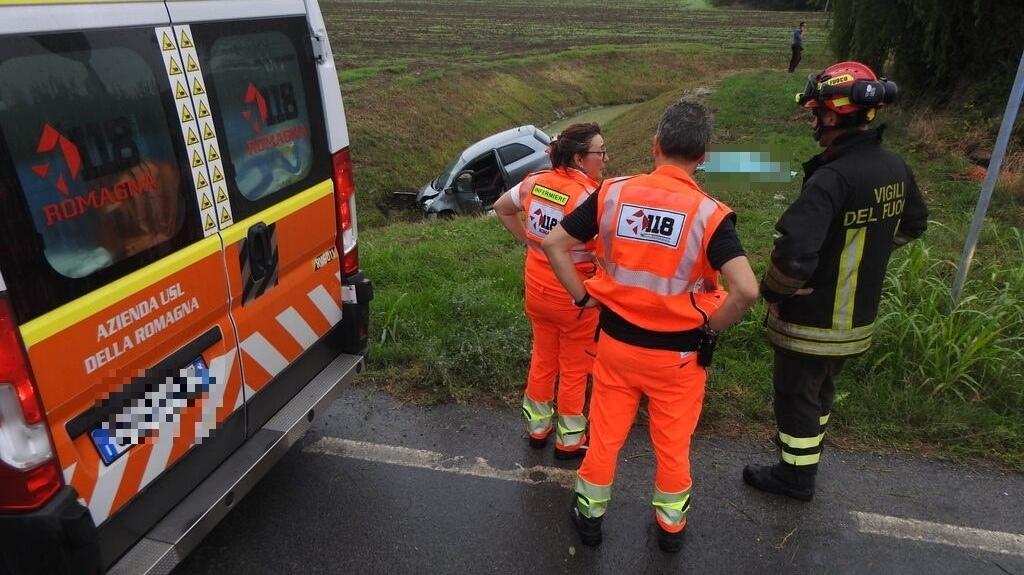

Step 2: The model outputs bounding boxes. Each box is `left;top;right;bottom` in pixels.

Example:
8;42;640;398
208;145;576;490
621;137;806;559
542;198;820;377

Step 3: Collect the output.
762;126;928;357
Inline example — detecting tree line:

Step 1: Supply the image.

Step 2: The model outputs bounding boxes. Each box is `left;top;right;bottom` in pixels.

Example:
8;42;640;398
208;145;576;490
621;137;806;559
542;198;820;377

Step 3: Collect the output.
831;0;1024;112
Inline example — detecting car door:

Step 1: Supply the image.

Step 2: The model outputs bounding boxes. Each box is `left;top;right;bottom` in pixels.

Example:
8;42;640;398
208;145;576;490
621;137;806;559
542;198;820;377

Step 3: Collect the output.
497;142;536;185
0;7;245;553
166;2;346;434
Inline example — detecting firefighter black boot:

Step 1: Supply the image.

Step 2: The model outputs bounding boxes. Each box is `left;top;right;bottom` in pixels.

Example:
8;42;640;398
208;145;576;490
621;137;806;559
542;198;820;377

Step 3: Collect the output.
569;497;603;547
742;462;815;501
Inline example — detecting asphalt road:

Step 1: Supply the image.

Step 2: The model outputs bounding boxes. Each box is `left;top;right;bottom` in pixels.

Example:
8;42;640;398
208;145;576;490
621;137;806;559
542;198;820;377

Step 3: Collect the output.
174;385;1024;575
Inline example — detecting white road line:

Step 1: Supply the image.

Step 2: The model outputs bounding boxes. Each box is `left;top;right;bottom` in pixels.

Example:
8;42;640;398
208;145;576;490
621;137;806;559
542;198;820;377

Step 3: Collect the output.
304;437;576;489
852;511;1024;558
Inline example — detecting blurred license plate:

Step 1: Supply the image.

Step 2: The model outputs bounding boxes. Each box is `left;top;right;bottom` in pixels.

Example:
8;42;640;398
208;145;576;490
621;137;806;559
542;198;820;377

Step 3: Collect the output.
91;356;208;465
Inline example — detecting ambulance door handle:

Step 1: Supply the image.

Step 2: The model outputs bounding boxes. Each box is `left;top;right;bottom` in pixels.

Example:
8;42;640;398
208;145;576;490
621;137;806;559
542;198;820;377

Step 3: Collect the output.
247;222;271;282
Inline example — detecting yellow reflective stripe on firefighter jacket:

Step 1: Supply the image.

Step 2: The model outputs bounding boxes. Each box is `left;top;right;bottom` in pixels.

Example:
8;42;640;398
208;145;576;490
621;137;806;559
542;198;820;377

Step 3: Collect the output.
762;128;928;357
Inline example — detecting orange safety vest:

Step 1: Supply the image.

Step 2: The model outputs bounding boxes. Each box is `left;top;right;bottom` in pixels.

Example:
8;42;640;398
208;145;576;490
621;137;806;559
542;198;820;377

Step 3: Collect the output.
517;168;598;293
586;165;733;332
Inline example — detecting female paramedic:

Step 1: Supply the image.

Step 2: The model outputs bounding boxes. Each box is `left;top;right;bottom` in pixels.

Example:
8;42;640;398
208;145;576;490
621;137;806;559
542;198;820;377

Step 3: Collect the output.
493;123;607;459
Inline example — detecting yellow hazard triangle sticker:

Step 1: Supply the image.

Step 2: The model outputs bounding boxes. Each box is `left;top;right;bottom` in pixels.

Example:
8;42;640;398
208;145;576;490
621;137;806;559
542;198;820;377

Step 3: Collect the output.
212;166;224;183
197;100;210;118
204;214;216;231
192;78;205;96
191;150;204;167
220;207;231;223
161;32;175;51
196;171;208;189
168;57;183;76
186;127;199;145
216;187;228;203
175;81;188;99
200;194;213;210
180;105;194;123
202;123;215;140
207;145;220;161
187;54;200;73
179;30;193;49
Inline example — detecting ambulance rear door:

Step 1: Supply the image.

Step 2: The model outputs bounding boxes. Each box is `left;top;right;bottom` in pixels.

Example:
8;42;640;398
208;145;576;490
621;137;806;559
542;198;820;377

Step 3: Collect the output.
0;3;245;563
165;1;347;433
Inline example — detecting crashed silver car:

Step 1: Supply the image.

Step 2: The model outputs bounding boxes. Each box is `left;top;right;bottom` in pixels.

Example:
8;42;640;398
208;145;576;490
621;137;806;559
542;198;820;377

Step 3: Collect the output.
415;125;551;216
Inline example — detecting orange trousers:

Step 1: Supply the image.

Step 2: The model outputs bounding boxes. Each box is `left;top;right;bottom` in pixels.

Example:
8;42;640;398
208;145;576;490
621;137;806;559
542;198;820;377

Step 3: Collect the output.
522;283;598;451
575;332;706;532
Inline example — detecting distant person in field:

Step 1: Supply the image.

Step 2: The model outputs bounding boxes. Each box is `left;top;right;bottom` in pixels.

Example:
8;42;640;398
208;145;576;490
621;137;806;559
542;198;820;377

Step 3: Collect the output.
788;22;804;73
544;100;758;553
743;61;928;502
493;123;607;461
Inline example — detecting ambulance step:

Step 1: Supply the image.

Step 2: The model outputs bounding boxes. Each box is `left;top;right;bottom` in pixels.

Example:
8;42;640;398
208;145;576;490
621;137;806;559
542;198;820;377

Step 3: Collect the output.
108;353;364;575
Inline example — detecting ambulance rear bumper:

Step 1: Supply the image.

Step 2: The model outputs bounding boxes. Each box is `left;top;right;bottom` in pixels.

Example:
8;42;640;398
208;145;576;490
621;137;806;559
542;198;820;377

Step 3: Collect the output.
106;352;365;575
0;487;101;575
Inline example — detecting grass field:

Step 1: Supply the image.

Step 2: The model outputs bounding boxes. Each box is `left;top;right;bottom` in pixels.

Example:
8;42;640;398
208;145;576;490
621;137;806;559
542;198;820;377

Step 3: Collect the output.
324;1;1023;469
323;0;823;87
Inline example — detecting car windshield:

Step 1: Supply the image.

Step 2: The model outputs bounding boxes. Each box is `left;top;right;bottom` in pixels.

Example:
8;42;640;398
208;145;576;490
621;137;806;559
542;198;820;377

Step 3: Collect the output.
432;154;464;190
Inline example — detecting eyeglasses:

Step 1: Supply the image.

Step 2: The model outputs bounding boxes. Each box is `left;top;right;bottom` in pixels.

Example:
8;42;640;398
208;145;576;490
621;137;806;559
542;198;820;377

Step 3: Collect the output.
584;150;609;159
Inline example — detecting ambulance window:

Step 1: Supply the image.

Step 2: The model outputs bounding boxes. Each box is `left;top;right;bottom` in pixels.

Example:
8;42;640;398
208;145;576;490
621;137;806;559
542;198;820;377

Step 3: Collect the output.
0;30;200;322
195;18;329;219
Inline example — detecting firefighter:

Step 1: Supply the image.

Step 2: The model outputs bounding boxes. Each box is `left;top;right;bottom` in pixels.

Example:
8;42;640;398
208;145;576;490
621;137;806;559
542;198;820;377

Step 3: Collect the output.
743;61;928;500
493;123;606;459
542;100;759;552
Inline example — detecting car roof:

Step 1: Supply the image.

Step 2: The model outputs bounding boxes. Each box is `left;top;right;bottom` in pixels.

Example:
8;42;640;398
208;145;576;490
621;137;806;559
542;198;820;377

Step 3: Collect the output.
459;125;542;162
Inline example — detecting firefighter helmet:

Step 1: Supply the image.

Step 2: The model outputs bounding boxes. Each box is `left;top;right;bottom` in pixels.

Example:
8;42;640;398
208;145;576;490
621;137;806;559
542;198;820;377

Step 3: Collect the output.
796;61;898;115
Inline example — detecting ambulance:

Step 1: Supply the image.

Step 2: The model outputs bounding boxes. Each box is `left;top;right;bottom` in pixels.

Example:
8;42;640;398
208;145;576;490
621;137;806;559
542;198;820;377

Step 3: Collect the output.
0;0;371;572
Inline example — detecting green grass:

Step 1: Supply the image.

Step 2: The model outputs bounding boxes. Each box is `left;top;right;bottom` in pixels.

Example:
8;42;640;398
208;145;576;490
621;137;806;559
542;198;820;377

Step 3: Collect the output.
358;68;1024;469
360;217;530;404
345;45;808;228
323;0;821;85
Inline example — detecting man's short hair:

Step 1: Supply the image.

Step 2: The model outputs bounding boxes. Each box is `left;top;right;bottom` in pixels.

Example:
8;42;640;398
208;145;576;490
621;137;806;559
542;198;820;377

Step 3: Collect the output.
657;99;713;162
799;21;805;27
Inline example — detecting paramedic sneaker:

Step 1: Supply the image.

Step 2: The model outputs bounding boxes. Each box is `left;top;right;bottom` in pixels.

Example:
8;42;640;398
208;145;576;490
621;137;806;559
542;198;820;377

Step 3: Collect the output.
570;499;603;547
742;463;815;501
656;521;686;553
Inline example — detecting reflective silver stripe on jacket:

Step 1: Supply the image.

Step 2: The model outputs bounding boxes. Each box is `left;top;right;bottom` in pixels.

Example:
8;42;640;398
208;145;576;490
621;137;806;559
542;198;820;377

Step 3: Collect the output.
767;315;874;356
599;181;719;296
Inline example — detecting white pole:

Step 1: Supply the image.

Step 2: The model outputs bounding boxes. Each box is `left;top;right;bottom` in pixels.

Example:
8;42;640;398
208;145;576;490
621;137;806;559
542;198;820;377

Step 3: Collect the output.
950;50;1024;306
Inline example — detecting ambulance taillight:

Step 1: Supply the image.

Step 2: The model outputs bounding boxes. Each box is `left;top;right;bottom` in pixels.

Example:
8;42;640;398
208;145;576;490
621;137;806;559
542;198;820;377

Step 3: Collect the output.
0;295;62;512
331;147;359;277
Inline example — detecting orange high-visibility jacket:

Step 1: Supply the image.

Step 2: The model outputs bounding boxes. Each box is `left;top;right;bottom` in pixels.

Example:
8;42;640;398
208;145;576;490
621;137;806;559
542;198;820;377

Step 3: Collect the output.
517;168;598;292
587;165;733;332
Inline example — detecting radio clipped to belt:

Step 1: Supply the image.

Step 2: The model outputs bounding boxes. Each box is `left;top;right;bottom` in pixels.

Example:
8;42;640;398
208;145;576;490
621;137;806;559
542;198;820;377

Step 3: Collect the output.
696;324;719;367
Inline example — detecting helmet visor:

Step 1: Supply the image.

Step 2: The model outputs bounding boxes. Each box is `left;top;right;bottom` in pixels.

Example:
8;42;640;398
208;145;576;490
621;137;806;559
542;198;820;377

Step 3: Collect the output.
795;73;819;107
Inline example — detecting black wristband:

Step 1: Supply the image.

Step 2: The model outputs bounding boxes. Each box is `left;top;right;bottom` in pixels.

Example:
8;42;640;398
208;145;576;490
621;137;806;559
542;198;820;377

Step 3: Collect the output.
574;292;591;308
